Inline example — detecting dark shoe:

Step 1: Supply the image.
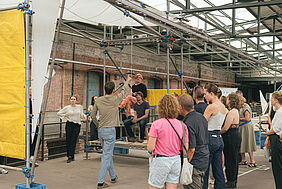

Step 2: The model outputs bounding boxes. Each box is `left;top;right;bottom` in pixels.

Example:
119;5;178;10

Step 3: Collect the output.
67;156;73;163
111;175;118;183
239;160;248;165
97;182;109;189
138;139;144;143
128;137;136;142
226;181;237;188
30;162;39;167
248;162;257;167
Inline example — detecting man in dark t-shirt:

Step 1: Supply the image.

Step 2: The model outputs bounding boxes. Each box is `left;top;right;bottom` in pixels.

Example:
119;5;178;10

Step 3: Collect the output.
132;73;147;98
193;85;207;115
178;94;209;189
124;92;149;142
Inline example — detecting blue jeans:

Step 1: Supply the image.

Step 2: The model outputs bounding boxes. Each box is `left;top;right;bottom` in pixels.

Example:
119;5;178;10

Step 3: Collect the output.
97;127;116;184
203;130;225;189
124;118;149;140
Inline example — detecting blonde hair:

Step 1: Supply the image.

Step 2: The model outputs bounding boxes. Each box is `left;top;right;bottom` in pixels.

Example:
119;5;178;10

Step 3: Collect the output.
272;91;282;105
157;94;179;119
135;73;143;80
238;95;246;108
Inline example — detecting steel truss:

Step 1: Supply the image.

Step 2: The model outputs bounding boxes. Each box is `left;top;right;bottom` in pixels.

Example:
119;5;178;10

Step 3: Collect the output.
104;0;282;78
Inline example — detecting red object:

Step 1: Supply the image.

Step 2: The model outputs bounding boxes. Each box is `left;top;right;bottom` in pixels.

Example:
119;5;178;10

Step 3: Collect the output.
168;37;176;42
119;96;137;118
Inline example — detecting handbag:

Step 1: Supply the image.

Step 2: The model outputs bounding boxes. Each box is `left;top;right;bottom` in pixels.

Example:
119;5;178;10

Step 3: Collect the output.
166;119;193;185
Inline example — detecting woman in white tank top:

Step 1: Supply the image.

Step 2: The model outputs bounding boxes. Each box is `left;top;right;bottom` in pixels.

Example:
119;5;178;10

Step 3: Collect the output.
202;84;228;189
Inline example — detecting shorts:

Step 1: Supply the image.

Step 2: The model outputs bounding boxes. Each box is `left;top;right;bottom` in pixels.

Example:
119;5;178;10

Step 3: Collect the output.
148;155;181;188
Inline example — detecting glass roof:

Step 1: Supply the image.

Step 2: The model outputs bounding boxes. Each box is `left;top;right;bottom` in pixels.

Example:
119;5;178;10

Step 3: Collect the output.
140;0;281;77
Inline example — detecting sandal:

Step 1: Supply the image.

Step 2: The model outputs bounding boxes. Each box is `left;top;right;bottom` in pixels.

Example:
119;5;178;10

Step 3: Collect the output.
248;162;257;167
239;161;248;165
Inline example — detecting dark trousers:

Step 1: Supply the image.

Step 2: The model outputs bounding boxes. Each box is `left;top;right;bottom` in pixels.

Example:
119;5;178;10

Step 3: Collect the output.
90;121;98;141
30;126;40;156
116;127;127;139
269;134;282;189
124;118;148;140
222;128;241;183
66;121;81;159
203;130;225;189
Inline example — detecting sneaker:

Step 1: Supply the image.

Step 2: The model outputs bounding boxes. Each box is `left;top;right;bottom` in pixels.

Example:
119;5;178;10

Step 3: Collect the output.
138;139;144;143
111;176;118;183
97;182;109;189
0;168;8;174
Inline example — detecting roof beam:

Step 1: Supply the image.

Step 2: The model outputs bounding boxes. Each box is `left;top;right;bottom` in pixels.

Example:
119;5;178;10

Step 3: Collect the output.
170;1;282;14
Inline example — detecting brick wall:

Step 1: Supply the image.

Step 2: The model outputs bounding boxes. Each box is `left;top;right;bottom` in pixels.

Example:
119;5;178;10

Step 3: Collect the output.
45;27;235;112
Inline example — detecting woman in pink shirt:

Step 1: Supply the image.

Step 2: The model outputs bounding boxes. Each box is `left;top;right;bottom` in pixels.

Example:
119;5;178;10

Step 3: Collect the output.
147;94;189;189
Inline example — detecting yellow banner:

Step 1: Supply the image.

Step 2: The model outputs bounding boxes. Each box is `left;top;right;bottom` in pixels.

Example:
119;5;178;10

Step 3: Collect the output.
0;10;26;159
146;89;187;106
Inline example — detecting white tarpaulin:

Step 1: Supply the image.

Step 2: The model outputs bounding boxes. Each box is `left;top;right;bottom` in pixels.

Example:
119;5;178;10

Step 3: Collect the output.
63;0;155;26
0;0;155;137
259;90;268;114
219;87;238;97
0;0;154;26
31;0;60;137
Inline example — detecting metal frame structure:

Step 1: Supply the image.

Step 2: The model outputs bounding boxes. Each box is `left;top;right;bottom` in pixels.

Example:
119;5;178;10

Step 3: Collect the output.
171;0;282;82
3;0;281;184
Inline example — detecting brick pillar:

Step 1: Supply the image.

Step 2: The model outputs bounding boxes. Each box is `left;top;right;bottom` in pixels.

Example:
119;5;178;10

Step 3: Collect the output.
38;141;48;161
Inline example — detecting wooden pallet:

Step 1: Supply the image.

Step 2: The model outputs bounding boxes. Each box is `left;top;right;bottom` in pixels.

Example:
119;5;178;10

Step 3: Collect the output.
89;140;147;149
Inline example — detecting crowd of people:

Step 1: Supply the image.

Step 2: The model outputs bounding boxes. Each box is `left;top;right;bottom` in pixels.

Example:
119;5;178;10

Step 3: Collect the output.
2;72;278;188
54;73;281;189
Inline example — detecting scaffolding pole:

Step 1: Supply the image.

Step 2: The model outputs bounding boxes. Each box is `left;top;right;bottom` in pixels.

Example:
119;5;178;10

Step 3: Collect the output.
30;0;66;178
54;58;238;85
120;28;123;83
181;44;184;94
166;0;170;94
273;18;277;91
24;0;31;187
0;6;17;12
103;25;106;95
63;22;128;85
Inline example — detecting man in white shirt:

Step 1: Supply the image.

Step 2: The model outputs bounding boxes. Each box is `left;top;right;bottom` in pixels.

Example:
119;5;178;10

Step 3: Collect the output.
266;91;282;188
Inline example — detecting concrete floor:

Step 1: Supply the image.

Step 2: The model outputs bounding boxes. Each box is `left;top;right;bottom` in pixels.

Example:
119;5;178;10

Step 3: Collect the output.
1;149;275;189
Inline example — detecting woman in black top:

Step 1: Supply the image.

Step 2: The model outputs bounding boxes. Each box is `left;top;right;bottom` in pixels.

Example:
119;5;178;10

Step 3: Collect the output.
132;73;147;98
221;93;241;188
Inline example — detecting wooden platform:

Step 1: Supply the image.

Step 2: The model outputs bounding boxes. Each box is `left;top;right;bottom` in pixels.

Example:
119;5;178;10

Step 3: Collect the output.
89;140;147;149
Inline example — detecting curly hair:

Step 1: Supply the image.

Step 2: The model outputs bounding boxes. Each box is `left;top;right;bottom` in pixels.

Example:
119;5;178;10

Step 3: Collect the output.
238;95;246;108
157;94;179;119
272;91;282;105
227;93;240;110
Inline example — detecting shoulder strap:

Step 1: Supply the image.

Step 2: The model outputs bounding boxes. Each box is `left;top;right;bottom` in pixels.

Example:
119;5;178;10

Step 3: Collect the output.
166;118;188;153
